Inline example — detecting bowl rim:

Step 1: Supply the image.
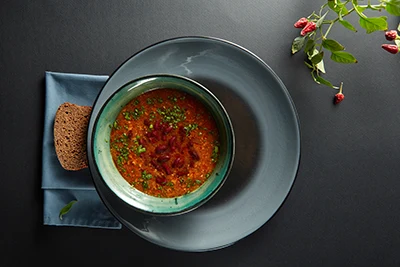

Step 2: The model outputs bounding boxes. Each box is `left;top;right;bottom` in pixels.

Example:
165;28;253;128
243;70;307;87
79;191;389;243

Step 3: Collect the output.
90;73;236;216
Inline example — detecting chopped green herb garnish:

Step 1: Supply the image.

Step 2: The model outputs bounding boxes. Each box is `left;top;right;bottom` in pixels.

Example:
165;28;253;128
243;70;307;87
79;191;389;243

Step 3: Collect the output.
141;170;152;180
157;105;186;125
184;123;198;135
117;155;125;166
136;145;146;154
142;181;148;189
211;144;219;162
168;95;178;102
186;178;193;188
131;107;145;120
113;120;121;130
123;112;131;120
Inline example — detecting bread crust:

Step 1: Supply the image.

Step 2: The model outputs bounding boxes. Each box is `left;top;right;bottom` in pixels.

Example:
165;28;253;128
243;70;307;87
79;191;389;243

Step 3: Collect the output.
53;102;92;171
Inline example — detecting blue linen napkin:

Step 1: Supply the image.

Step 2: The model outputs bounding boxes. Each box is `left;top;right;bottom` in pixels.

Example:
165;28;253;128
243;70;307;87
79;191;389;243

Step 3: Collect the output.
42;71;122;229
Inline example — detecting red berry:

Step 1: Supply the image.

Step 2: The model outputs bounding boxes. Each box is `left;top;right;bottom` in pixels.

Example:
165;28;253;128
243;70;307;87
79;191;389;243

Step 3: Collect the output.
385;30;397;41
334;93;345;104
300;22;316;36
294;17;308;28
382;44;399;54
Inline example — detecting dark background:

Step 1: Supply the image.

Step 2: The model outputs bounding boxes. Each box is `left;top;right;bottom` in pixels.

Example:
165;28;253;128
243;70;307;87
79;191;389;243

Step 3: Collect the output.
2;1;400;266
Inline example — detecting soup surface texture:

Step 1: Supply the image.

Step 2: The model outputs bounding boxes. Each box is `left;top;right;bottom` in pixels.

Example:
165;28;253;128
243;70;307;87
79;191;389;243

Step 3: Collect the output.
110;88;220;198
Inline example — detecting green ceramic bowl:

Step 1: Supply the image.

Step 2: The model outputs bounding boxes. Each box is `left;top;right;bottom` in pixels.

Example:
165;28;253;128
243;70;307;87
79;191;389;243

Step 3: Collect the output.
92;74;235;216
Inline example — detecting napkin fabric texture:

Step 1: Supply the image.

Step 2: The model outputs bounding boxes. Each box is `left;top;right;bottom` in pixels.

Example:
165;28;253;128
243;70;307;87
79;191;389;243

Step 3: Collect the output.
42;71;121;229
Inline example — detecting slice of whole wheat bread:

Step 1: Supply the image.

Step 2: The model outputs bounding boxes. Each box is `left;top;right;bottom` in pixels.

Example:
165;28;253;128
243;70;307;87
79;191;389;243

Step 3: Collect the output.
54;102;92;171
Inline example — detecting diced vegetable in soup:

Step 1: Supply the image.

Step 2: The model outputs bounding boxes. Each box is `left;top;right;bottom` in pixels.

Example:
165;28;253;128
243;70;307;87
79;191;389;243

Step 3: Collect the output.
109;89;220;198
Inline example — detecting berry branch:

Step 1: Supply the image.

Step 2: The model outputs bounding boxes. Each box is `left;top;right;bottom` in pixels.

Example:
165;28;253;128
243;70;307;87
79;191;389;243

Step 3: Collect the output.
291;0;400;104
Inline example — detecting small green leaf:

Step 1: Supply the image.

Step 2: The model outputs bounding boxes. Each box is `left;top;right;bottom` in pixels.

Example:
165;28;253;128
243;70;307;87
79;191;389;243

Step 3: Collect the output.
315;75;334;88
310;51;324;64
386;0;400;16
322;39;345;51
316;11;329;28
59;200;78;220
395;40;400;47
359;16;388;34
339;19;357;32
397;23;400;32
291;36;306;54
331;51;358;63
304;39;316;54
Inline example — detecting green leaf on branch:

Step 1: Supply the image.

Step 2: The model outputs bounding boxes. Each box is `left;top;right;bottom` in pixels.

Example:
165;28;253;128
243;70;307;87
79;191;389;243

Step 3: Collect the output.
304;39;316;55
291;36;306;54
339;19;357;32
386;0;400;16
316;11;329;28
310;51;324;64
331;51;358;63
310;49;326;73
59;200;78;220
395;40;400;47
311;71;334;88
359;16;388;34
322;39;345;51
316;75;334;87
328;0;349;15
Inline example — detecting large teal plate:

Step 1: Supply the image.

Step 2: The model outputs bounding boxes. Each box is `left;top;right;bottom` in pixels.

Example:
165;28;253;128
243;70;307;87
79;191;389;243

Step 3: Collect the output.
87;36;301;252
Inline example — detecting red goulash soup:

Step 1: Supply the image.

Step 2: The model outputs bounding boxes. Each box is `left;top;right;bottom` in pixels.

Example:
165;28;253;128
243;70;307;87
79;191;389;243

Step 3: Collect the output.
110;89;220;198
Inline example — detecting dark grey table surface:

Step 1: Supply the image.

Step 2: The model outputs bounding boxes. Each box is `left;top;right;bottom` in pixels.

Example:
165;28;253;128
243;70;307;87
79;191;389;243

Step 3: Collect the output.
2;1;400;266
